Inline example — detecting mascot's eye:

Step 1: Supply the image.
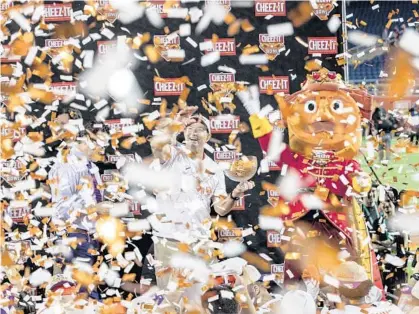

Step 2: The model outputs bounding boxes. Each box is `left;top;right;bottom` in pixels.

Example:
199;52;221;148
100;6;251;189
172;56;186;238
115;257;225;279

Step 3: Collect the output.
331;99;344;113
304;100;317;113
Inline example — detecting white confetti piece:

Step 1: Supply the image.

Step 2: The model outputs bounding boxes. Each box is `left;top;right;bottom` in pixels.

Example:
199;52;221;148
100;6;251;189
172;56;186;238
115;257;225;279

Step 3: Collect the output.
167;49;185;59
179;23;191;37
339;174;349;186
101;28;115;39
168;7;189;18
348;30;379;47
239;54;269;65
222;241;247;258
201;51;220;67
24;47;38;66
267;22;294;37
384;254;405;267
326;293;342;303
327;15;341;33
127;219;151;232
9;10;31;31
145;7;164;28
323;274;340;288
199;40;214;51
259;215;284;231
286;269;294;279
34;207;55;217
399;29;419;57
186;36;198;48
29;269;52;287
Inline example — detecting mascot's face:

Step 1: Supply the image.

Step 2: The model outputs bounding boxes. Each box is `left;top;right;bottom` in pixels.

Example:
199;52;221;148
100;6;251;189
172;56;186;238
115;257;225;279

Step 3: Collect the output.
285;90;362;158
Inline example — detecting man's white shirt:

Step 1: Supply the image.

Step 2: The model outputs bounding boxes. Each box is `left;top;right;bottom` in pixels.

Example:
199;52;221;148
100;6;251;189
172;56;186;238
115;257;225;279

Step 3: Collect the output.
153;144;227;241
48;147;102;232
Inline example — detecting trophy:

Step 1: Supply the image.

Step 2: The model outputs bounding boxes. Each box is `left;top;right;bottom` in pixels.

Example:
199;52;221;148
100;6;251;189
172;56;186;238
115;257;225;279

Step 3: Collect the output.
224;155;258;182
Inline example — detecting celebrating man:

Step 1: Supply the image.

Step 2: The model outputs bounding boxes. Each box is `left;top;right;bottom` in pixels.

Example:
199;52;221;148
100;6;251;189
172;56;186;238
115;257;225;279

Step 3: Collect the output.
148;107;254;288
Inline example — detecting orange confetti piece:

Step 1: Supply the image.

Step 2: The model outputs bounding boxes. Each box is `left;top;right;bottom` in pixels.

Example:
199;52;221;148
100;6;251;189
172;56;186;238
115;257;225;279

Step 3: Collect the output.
241;19;255;32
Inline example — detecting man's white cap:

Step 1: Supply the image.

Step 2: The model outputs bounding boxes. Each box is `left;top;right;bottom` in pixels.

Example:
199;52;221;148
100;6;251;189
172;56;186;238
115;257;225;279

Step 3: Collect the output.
188;115;211;134
279;290;316;314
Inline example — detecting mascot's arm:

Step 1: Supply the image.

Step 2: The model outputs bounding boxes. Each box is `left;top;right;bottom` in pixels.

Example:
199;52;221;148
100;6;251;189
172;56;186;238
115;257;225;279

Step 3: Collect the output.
248;114;273;152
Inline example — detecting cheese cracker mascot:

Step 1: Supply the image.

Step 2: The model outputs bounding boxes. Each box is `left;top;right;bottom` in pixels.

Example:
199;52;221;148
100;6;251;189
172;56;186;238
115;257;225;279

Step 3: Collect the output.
246;68;383;293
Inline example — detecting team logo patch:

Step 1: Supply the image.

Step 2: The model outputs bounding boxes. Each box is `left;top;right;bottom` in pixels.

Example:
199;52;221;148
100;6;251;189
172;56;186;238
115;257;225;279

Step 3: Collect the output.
259;34;285;61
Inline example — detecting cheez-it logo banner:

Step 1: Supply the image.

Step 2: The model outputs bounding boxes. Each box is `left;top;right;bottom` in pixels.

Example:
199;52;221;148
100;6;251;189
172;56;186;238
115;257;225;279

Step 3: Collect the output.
146;0;180;18
209;115;240;134
213;151;237;162
312;0;335;20
49;82;77;100
259;34;285;61
153;34;181;61
205;0;231;12
154;78;185;96
308;37;337;55
0;45;20;63
0;1;13;11
97;41;117;55
204;38;236;56
259;76;289;94
44;3;72;22
267;230;281;247
255;0;286;17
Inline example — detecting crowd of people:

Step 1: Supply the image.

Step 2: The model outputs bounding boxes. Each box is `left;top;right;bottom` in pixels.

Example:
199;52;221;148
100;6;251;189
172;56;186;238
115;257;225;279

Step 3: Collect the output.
1;101;419;314
369;102;419;163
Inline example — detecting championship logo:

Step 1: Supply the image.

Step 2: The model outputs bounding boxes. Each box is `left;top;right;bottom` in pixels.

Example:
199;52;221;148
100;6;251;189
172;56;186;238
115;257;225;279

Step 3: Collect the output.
104;119;135;135
308;37;338;55
259;76;289;94
259;34;285;61
153;34;181;62
146;0;180;18
96;0;119;23
267;230;281;248
209;115;240;134
0;45;20;63
218;228;243;241
49;82;77;100
255;0;286;17
205;0;231;12
204;38;236;56
44;3;72;22
97;41;117;55
154;77;185;96
311;0;335;21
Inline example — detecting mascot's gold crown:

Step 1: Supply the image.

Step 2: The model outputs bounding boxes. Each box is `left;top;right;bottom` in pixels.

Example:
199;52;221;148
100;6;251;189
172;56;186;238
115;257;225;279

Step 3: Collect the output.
306;68;343;85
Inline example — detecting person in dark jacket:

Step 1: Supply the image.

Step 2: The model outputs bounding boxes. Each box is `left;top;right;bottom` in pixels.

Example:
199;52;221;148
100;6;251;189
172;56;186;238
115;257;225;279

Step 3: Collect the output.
372;106;396;162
